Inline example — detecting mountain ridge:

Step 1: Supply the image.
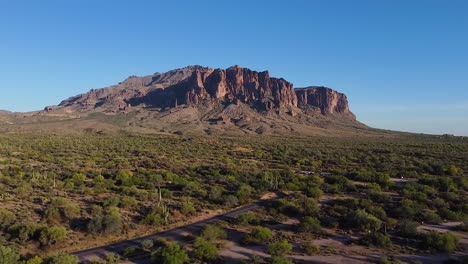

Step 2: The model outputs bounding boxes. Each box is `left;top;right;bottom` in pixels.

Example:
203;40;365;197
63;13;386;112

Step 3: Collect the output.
3;66;370;136
50;65;356;118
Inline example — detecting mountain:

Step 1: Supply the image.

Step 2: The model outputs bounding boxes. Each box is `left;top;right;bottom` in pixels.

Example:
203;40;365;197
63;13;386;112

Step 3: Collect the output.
5;66;371;136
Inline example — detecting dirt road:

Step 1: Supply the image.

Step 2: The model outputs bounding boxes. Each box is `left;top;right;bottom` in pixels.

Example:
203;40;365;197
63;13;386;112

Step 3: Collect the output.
73;199;275;263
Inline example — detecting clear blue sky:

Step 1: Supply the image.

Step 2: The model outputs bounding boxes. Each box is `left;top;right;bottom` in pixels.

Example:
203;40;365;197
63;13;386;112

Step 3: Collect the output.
1;0;467;135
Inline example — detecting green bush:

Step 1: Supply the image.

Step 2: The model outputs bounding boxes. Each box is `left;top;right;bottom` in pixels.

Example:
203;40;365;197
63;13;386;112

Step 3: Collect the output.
298;217;322;233
422;231;459;253
120;196;138;209
151;242;190;264
268;239;292;257
63;204;80;220
180;200;196;216
422;211;442;225
39;226;67;246
302;241;320;255
193;237;219;261
44;207;62;224
23;255;44;264
349;209;382;232
397;220;418;238
238;212;259;225
0;245;20;264
251;226;273;241
103;207;122;234
360;232;391;248
0;209;16;227
201;224;227;241
87;214;103;235
140;212;164;226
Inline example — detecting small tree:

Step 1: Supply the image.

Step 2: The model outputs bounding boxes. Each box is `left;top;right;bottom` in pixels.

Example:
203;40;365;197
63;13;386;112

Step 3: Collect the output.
103;207;122;235
398;220;418;238
193;237;219;261
201;224;227;241
23;256;44;264
268;240;293;257
39;226;67;246
302;241;320;255
180;199;196;216
236;184;253;204
63;204;80;220
0;209;16;227
298;217;321;233
45;206;62;224
0;245;20;264
151;242;190;264
349;209;382;232
251;226;273;241
423;231;459;253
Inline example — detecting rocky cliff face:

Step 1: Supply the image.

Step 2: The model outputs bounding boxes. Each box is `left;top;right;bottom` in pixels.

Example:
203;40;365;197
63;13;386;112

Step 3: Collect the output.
55;66;356;121
295;86;355;118
127;65;298;112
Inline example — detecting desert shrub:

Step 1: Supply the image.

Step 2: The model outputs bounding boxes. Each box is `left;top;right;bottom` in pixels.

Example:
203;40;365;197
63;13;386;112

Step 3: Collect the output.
140;212;164;226
302;241;320;255
120;196;137;209
238;212;259;225
9;223;41;242
90;205;103;216
87;214;104;235
422;231;459;253
348;209;382;232
141;239;154;251
180;200;196;216
421;211;442;224
104;253;120;264
71;173;86;186
23;255;44;264
150;242;189;264
201;224;227;241
208;186;224;203
304;186;323;199
44;207;62;224
360;233;391;248
298;217;322;233
397;220;418;238
268;239;292;257
251;226;273;241
0;209;15;227
14;182;33;199
63;204;80;220
103;196;120;208
192;237;218;261
223;195;239;207
39;226;67;246
0;245;20;264
300;197;320;217
236;184;254;204
103;207;122;235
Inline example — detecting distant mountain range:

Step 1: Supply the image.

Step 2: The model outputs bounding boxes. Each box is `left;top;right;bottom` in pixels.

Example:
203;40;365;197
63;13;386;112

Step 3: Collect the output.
1;66;372;136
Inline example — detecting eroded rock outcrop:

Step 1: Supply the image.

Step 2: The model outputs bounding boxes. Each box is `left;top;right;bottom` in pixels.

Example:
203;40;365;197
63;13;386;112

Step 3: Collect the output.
295;86;355;119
